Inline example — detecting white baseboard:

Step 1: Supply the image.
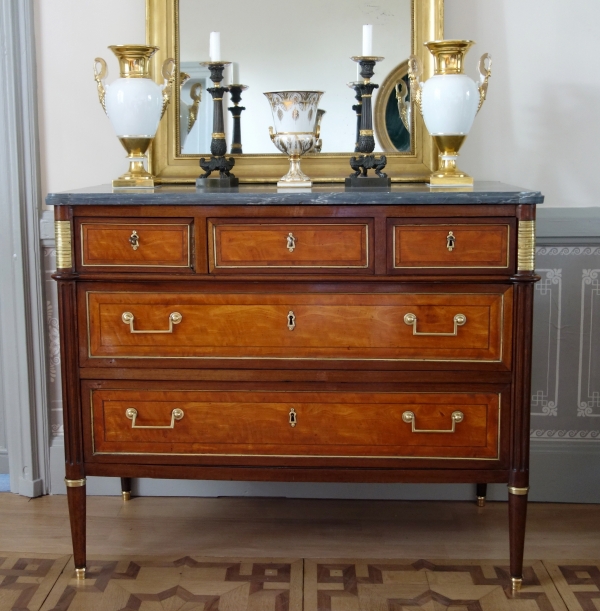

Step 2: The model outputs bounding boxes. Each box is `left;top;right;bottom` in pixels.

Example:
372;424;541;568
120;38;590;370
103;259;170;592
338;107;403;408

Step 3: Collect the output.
48;438;600;503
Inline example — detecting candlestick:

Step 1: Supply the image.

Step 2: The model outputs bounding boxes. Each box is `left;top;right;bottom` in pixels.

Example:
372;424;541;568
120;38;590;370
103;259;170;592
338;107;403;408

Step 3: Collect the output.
362;25;373;56
196;61;239;188
347;81;363;152
346;56;391;188
228;84;248;154
209;32;220;62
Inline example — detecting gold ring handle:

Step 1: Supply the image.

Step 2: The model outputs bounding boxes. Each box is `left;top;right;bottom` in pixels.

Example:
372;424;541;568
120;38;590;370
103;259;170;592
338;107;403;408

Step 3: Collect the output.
122;311;182;334
402;410;464;433
403;313;466;336
125;407;184;429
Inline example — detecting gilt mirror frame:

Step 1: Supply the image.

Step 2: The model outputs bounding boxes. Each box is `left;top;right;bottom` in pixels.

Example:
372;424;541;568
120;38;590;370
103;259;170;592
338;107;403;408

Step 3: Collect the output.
146;0;443;184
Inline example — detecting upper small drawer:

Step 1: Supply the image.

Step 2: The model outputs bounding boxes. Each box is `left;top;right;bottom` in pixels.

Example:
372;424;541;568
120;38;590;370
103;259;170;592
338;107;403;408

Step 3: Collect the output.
389;219;513;272
77;219;193;271
208;219;372;273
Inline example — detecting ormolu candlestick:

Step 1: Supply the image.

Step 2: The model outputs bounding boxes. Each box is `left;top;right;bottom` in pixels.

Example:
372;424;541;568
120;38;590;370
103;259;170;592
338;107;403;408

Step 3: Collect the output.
228;84;248;154
196;61;239;188
345;56;391;188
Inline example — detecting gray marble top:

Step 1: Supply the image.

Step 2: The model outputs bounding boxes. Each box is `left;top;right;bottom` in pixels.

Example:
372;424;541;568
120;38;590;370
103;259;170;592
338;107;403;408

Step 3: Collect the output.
46;182;544;207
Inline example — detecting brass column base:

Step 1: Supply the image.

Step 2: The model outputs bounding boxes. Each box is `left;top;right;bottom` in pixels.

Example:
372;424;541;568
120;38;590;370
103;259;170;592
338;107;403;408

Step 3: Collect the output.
75;567;86;580
122;491;131;502
511;577;523;591
477;496;486;507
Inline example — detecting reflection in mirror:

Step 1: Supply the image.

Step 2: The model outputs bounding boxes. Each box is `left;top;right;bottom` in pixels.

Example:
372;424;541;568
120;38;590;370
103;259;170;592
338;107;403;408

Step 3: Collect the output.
178;0;412;156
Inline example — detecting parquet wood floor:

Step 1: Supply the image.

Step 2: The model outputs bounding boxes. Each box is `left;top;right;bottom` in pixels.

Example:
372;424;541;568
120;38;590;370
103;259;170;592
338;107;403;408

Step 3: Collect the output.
0;494;598;610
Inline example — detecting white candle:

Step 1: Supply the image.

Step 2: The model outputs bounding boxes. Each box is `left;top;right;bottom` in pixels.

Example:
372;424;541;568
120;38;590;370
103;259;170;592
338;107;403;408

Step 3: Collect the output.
362;24;373;56
209;31;221;62
232;62;239;84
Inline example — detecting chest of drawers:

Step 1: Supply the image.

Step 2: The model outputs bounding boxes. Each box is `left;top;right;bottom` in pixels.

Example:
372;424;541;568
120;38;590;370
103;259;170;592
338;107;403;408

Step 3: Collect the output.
49;183;542;588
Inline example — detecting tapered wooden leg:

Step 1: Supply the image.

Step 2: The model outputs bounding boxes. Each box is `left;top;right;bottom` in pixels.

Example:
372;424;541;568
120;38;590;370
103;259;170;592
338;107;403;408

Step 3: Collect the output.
508;488;528;591
476;483;487;507
121;477;132;501
66;479;86;577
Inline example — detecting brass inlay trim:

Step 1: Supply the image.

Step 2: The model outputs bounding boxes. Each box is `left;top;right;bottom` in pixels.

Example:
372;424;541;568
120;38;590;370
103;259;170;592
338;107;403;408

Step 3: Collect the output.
508;486;529;496
211;223;370;269
85;290;506;363
359;129;374;136
80;223;191;268
55;221;73;269
393;223;511;269
64;478;86;488
90;389;501;461
517;220;535;271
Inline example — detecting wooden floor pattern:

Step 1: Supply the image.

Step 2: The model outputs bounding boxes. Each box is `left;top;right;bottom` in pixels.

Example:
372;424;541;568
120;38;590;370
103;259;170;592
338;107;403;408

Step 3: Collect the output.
0;494;598;610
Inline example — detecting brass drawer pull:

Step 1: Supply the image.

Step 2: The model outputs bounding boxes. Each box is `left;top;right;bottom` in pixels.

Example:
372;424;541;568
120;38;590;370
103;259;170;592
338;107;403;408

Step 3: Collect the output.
126;407;184;429
289;408;297;427
286;232;296;252
402;410;464;433
287;311;296;331
403;312;466;336
122;311;182;334
129;230;140;250
446;231;455;251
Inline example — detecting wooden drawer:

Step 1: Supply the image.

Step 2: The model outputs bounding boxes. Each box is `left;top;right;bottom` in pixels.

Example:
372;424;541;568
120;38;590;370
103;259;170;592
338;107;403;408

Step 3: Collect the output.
78;219;192;270
84;286;512;365
89;388;501;460
208;219;371;272
390;220;512;271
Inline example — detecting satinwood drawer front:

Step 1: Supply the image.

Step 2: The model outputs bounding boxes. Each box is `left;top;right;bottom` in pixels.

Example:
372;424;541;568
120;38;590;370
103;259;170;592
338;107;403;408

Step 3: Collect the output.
89;388;501;460
84;287;512;364
390;220;512;271
208;220;371;272
78;219;192;270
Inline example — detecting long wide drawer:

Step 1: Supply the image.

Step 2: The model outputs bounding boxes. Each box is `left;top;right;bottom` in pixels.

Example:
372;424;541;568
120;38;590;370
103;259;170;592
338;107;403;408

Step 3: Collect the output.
84;287;512;364
89;388;501;460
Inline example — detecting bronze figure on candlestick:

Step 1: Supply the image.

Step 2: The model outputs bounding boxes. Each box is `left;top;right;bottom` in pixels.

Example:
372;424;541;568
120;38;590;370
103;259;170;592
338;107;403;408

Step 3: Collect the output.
345;57;391;188
196;61;239;188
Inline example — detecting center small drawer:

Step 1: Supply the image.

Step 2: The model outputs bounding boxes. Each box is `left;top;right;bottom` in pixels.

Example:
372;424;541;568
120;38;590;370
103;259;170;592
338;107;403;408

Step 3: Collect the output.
78;219;193;271
88;387;502;461
208;220;372;272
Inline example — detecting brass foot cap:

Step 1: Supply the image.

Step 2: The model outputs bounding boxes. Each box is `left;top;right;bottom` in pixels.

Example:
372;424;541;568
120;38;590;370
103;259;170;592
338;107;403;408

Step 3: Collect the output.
511;577;523;591
75;567;86;580
477;496;486;507
122;491;131;501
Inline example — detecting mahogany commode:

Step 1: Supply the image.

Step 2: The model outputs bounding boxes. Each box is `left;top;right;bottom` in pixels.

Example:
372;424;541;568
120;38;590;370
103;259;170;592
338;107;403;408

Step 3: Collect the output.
49;182;543;588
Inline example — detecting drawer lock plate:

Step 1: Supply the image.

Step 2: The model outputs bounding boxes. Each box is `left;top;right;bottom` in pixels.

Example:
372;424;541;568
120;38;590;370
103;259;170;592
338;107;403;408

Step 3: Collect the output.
289;408;297;427
129;230;140;251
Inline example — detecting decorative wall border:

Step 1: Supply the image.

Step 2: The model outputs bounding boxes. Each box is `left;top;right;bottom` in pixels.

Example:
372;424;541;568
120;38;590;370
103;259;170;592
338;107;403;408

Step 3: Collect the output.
531;268;561;417
577;269;600;417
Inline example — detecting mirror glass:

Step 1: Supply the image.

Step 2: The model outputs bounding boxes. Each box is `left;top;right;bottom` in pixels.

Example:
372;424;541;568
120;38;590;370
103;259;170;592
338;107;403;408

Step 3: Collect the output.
178;0;412;156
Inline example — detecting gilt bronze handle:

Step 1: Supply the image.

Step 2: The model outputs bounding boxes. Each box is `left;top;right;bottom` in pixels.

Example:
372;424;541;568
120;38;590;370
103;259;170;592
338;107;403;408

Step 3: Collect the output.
403;312;466;336
122;311;182;334
125;407;184;429
402;410;464;433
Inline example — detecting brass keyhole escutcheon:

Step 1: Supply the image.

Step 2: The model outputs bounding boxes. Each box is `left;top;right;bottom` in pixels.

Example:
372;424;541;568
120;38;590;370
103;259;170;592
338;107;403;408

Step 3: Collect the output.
446;231;455;252
287;311;296;331
129;230;140;251
286;232;296;252
289;408;297;427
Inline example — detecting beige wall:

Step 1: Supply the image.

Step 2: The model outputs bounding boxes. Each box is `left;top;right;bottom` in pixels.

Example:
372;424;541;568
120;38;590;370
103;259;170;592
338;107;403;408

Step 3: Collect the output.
36;0;600;207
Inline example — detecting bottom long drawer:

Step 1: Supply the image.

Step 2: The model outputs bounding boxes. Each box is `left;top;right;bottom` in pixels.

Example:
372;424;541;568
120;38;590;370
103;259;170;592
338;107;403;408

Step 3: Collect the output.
88;387;501;460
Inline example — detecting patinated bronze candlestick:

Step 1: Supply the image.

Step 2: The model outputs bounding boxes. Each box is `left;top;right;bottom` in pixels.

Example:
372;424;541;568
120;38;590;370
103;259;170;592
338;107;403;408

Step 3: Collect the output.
196;61;239;188
228;84;248;154
347;81;363;153
345;56;391;188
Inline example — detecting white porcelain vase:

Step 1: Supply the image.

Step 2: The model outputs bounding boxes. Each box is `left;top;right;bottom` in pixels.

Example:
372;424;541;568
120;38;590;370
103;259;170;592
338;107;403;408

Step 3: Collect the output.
264;90;323;188
409;40;492;186
94;45;175;188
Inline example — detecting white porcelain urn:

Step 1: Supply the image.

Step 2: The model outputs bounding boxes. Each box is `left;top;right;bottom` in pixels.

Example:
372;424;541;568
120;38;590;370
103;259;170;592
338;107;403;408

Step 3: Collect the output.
409;40;492;186
94;45;175;188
